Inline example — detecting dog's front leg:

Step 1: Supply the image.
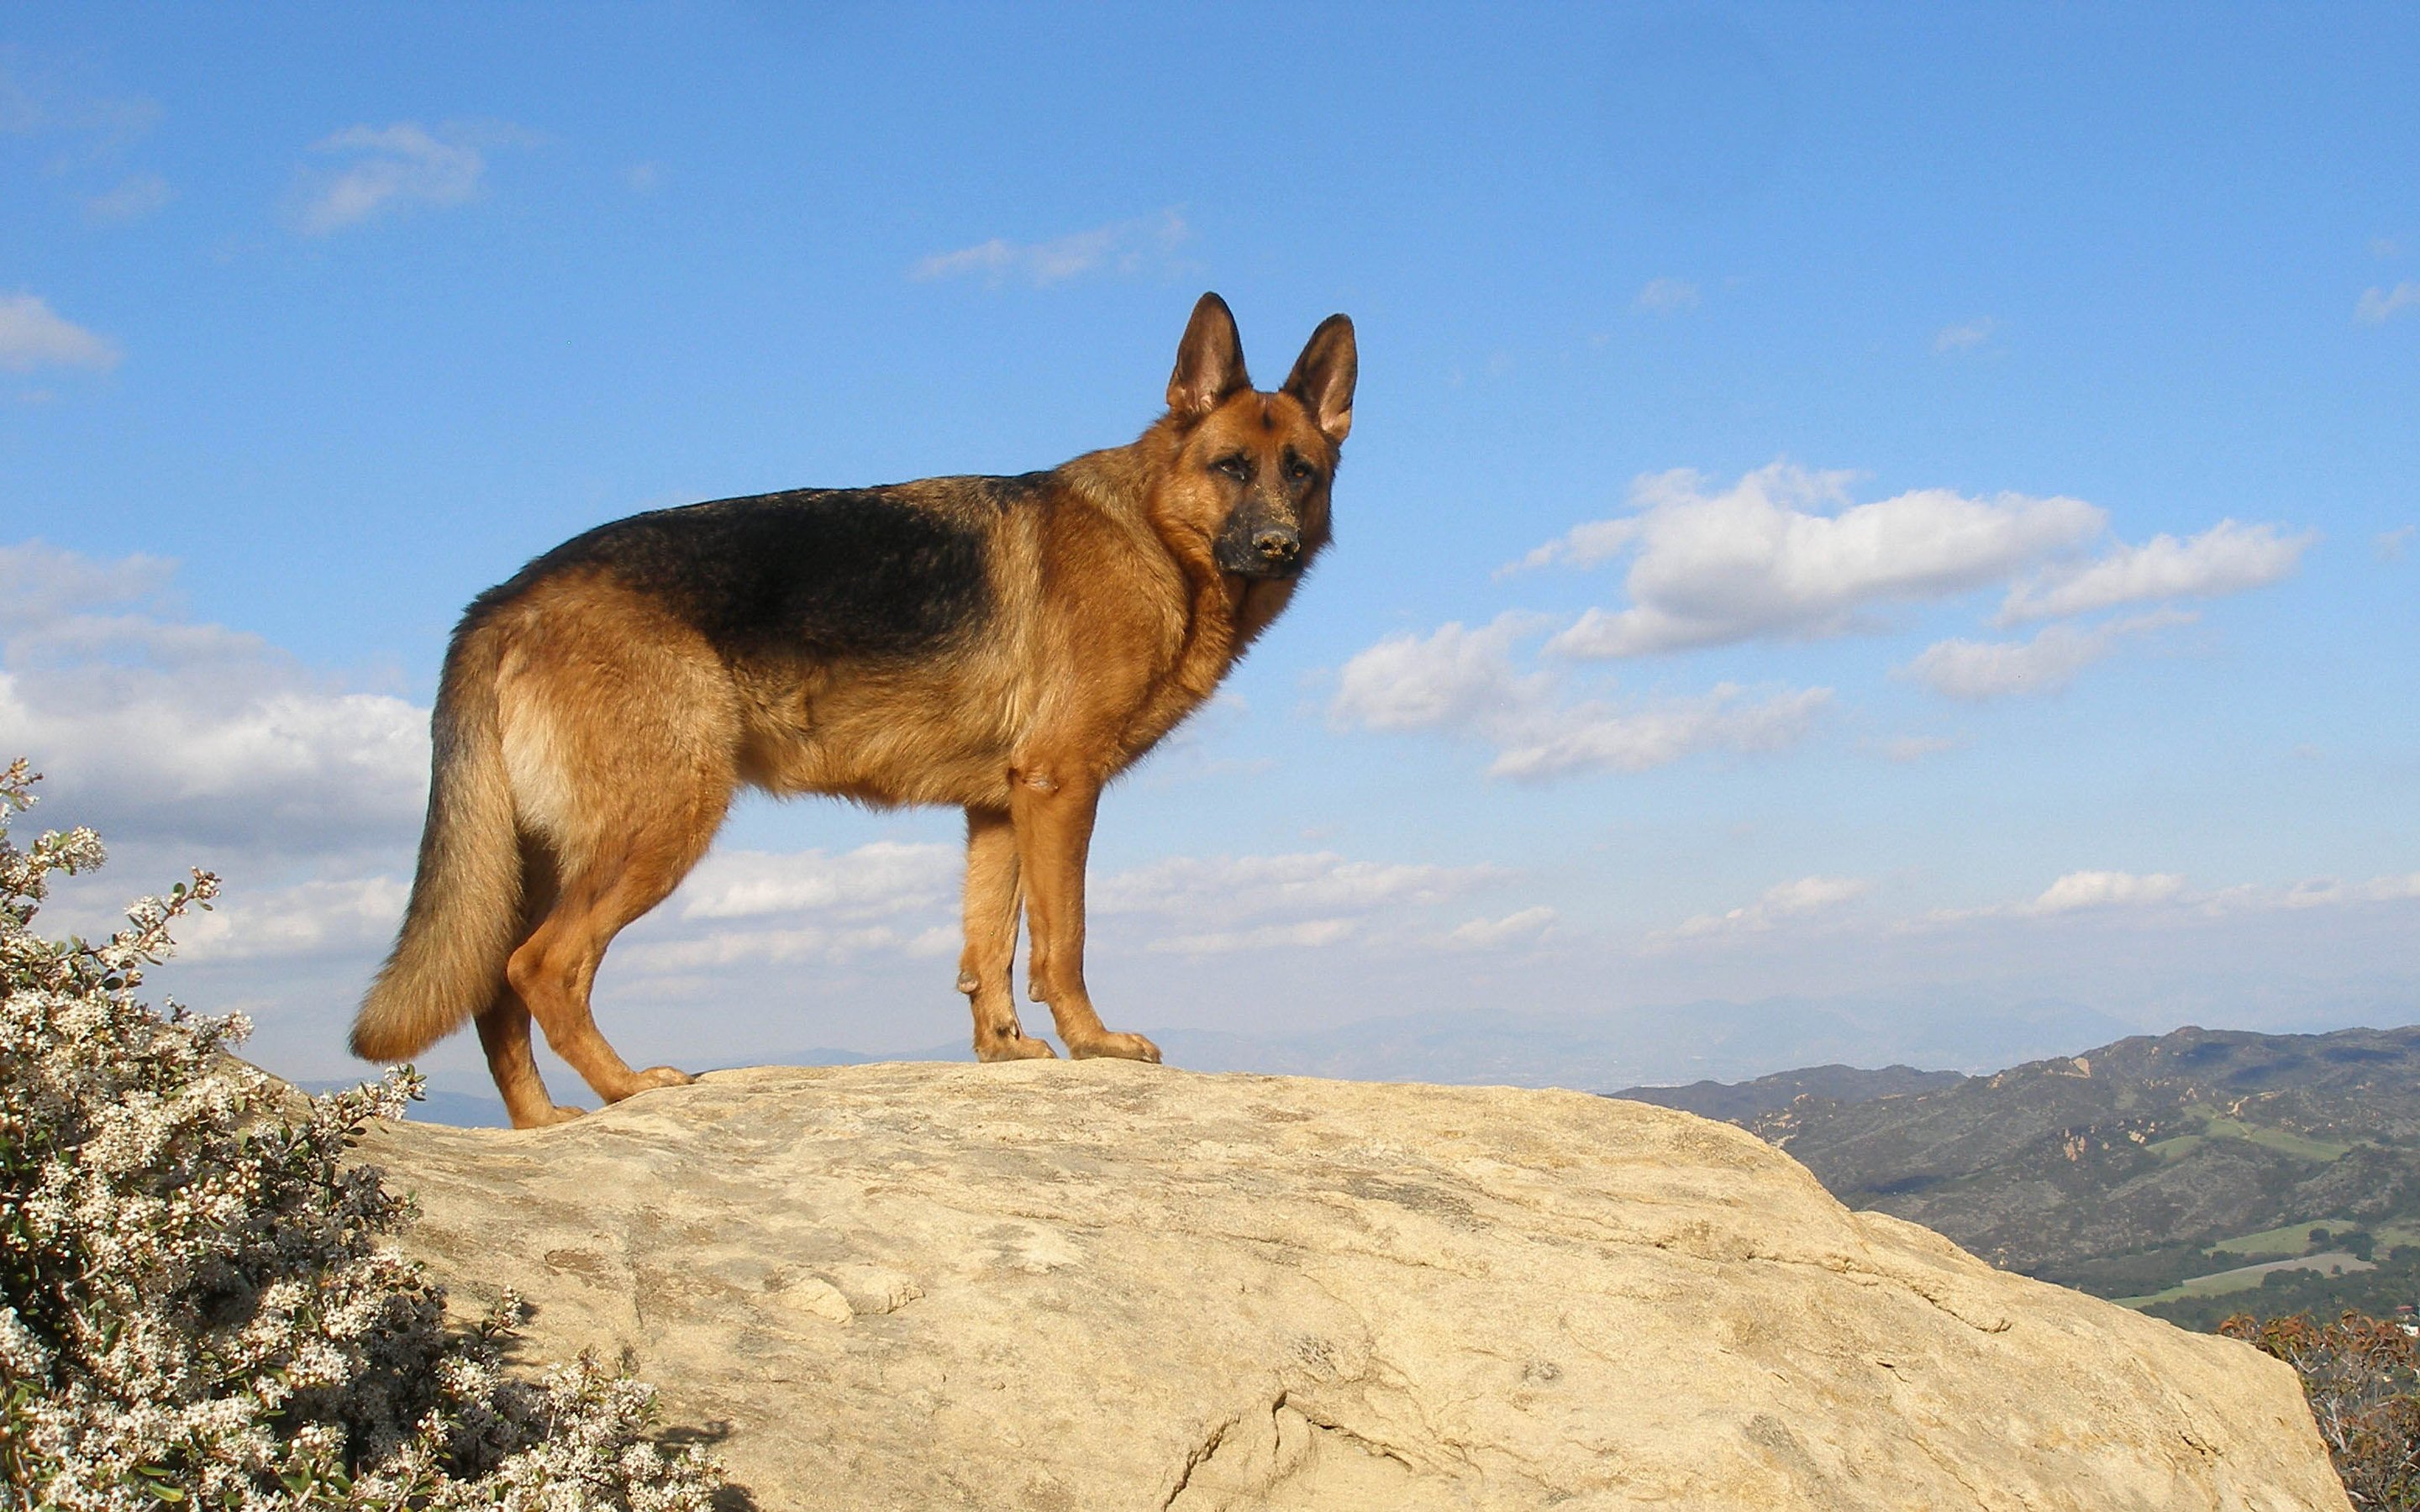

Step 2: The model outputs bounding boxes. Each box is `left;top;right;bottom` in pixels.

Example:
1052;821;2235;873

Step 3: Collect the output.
1010;764;1161;1063
959;805;1055;1060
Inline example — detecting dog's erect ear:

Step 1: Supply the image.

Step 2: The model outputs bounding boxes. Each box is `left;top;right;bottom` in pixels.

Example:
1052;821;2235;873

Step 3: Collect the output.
1167;292;1250;419
1282;314;1356;444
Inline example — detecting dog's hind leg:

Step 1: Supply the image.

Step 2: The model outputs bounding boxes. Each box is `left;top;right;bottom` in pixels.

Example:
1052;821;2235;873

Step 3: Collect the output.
474;996;578;1126
960;806;1055;1061
507;821;719;1105
475;843;587;1127
503;731;733;1107
490;585;741;1110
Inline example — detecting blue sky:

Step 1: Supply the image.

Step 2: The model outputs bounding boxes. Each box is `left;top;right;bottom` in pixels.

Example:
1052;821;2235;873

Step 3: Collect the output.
4;5;2416;1100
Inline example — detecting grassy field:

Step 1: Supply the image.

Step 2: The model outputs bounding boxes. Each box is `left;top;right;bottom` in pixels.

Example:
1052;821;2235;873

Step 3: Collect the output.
2112;1213;2420;1310
2120;1252;2374;1308
2148;1107;2356;1164
2211;1219;2361;1259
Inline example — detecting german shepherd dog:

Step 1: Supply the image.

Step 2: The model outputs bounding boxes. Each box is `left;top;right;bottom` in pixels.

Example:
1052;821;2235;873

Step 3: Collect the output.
351;294;1354;1127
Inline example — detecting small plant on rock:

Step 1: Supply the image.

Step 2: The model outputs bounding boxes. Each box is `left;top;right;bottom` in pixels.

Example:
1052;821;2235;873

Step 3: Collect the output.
0;759;723;1510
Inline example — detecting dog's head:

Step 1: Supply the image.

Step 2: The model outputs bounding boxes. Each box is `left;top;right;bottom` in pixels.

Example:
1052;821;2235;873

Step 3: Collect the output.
1156;292;1355;582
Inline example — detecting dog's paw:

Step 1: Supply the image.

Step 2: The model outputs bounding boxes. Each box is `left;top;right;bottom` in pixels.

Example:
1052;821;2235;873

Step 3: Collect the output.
977;1032;1059;1062
1070;1031;1161;1064
513;1103;587;1129
629;1065;695;1091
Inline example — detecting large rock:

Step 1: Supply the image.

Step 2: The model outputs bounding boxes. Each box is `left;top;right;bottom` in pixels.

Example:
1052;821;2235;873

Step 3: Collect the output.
357;1062;2345;1510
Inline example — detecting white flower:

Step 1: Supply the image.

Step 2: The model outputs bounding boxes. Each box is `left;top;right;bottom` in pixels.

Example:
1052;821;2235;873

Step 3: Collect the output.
0;758;722;1509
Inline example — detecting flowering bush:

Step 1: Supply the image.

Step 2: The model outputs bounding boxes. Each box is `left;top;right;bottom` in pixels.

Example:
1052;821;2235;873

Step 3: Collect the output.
0;760;723;1510
2221;1308;2420;1509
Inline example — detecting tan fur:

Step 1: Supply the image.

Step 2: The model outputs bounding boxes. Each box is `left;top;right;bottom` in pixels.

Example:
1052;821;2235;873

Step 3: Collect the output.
354;294;1355;1126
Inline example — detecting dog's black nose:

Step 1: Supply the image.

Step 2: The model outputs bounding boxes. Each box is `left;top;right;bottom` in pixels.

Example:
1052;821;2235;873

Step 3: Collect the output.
1254;528;1301;563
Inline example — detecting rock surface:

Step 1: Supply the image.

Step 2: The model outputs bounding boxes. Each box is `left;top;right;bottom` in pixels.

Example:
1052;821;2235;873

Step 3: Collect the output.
357;1062;2347;1510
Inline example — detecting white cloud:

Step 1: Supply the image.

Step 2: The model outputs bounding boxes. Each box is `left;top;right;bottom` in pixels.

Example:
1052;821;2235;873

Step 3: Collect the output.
1933;317;1995;352
1095;851;1501;928
0;542;428;851
1898;610;2189;701
1998;519;2311;622
2026;870;2187;915
1498;518;1639;578
911;209;1189;287
618;921;957;974
2356;282;2420;324
1635;277;1699;313
293;122;520;234
0;293;120;373
1522;464;2106;656
2266;874;2420;911
1912;869;2420;932
1443;906;1556;950
1648;867;2420;955
1328;614;1552;733
0;541;172;623
1081;849;1541;956
83;171;171;224
1655;875;1870;944
1150;918;1359;957
1329;615;1828;778
673;842;958;921
2375;525;2413;563
1486;684;1832;780
180;875;408;963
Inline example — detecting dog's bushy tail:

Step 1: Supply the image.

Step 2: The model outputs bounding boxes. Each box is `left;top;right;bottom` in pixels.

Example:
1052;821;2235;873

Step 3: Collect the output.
351;628;522;1063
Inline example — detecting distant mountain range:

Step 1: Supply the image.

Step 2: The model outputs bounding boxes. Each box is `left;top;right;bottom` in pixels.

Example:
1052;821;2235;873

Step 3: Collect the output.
1634;1023;2420;1327
1613;1063;1966;1123
1144;997;2137;1090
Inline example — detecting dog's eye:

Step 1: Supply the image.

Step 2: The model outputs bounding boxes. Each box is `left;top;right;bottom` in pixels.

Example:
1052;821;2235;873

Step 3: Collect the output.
1213;455;1250;481
1286;458;1315;484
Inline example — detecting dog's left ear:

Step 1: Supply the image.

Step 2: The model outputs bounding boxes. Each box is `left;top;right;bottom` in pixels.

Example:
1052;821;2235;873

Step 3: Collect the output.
1283;315;1356;444
1168;292;1251;419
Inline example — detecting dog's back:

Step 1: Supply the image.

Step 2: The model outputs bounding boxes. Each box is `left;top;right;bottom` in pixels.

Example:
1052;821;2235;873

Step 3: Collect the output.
469;480;1021;665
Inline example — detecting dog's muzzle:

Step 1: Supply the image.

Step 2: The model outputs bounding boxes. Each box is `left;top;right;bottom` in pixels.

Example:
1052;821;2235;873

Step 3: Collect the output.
1216;523;1303;579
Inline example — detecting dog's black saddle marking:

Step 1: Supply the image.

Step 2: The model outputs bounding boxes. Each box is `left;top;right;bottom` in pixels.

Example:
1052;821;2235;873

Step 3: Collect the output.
485;486;997;662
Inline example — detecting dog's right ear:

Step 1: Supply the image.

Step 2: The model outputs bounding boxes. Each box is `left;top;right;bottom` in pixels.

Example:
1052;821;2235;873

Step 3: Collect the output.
1167;292;1250;419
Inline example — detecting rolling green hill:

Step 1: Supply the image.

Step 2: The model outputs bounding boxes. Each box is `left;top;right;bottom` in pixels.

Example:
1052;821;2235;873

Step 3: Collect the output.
1628;1024;2420;1328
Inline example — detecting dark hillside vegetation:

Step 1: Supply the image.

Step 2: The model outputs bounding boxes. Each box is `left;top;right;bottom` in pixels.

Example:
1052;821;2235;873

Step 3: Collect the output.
1627;1024;2420;1320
